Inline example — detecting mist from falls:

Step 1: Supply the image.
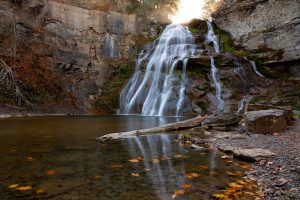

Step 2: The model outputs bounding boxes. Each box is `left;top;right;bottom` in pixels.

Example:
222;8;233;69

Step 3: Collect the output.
119;24;197;116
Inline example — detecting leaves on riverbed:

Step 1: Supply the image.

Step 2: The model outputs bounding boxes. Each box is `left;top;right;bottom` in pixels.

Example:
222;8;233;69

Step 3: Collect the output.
27;156;34;161
152;158;160;164
185;172;201;179
94;175;102;179
46;169;56;175
131;173;140;177
16;186;32;191
8;184;19;189
128;159;140;163
211;178;260;200
174;154;189;159
198;165;209;170
111;164;123;169
9;184;32;191
181;183;192;189
226;170;242;177
172;189;185;199
35;188;46;194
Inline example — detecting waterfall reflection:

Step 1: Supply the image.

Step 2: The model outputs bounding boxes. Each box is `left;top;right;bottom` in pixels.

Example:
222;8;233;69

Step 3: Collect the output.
123;134;187;200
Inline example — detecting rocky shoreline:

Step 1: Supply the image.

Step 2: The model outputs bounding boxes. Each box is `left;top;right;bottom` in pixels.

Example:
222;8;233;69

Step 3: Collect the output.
0;104;85;119
188;119;300;200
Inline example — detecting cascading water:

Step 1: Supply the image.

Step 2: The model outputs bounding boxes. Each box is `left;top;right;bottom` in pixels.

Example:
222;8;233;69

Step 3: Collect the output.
250;60;265;77
119;24;197;116
104;33;120;57
206;22;224;113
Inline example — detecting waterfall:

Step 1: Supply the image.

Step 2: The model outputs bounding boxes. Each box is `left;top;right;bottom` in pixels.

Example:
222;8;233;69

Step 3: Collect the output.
119;24;196;116
206;22;224;113
104;33;120;57
250;60;265;77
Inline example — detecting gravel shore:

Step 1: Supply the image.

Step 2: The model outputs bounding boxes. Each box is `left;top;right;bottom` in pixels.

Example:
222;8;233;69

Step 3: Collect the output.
189;120;300;200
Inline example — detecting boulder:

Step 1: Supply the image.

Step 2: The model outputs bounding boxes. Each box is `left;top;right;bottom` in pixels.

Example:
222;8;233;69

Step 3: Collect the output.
202;114;242;127
218;145;276;161
247;104;293;123
245;109;287;134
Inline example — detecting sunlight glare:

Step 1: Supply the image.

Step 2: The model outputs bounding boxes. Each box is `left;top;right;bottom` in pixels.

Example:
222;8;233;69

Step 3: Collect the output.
170;0;206;24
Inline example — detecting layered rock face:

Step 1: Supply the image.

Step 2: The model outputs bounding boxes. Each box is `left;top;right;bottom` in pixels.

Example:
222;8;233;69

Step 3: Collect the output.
0;0;166;113
213;0;300;65
46;1;138;110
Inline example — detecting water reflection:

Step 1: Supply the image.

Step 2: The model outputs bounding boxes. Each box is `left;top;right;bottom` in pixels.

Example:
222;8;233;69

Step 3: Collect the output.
124;134;187;200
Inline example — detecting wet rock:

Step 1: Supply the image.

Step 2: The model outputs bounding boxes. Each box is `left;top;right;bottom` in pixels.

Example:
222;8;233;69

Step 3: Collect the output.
245;109;287;134
189;55;211;67
202;114;242;127
190;144;207;151
218;145;276;161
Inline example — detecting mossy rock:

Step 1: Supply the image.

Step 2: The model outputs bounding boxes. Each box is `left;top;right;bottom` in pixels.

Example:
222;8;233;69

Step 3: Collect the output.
186;19;208;34
95;62;134;113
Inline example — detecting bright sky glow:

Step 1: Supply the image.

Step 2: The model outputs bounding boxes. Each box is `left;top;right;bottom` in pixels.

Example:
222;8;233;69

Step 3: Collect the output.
170;0;206;24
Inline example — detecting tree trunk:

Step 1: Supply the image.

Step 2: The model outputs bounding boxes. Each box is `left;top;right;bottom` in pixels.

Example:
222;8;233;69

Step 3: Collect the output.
97;115;206;141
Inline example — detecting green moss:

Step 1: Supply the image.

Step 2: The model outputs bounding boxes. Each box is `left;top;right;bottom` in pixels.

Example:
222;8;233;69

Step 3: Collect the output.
95;63;134;113
181;133;191;142
249;96;264;104
213;25;256;61
188;27;201;34
293;111;300;119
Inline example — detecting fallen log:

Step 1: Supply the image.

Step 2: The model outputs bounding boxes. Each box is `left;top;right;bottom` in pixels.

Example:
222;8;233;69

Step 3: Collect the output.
97;115;206;141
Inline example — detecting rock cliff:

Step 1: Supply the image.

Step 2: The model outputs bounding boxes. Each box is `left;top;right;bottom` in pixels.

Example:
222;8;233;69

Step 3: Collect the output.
213;0;300;76
0;0;167;113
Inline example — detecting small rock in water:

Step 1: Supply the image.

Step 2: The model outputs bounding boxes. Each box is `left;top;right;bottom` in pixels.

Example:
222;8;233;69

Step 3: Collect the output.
190;144;205;151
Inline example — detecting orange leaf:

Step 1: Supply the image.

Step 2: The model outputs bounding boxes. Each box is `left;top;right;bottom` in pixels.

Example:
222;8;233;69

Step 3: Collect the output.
27;157;34;161
185;173;201;179
174;154;189;159
94;175;102;179
131;173;140;177
111;164;123;169
16;186;32;191
8;184;19;189
172;189;185;199
181;183;192;189
211;193;230;200
152;158;160;164
129;159;140;163
36;188;46;194
47;169;56;175
226;170;242;177
198;165;209;170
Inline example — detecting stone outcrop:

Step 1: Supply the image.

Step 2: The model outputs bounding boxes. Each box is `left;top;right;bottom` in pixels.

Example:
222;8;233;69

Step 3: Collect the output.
218;145;276;161
213;0;300;64
245;109;287;134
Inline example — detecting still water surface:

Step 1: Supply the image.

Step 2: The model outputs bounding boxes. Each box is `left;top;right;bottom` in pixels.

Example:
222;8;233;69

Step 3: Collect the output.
0;115;250;200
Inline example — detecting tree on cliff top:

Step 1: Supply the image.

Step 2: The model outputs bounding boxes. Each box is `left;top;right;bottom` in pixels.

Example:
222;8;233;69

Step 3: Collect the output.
126;0;178;15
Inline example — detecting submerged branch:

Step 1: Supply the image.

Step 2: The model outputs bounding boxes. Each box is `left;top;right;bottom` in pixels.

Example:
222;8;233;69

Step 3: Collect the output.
97;115;207;141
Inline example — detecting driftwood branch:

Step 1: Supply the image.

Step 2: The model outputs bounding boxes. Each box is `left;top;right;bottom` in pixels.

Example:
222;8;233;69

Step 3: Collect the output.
97;115;207;141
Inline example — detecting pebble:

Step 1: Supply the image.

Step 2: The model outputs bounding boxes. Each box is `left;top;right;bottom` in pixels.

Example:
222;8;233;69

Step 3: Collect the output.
276;178;289;186
287;188;299;197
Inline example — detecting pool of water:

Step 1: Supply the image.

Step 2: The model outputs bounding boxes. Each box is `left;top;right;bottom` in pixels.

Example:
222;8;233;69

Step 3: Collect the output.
0;115;254;200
